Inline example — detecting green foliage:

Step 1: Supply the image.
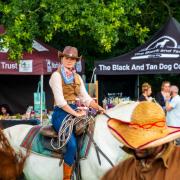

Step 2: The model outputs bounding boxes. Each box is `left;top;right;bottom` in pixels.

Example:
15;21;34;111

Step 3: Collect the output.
0;0;149;61
140;0;180;33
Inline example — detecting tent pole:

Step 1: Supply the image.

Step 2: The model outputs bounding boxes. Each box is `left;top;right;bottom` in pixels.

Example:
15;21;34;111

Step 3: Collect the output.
90;67;96;83
40;75;43;124
137;75;140;99
94;74;97;83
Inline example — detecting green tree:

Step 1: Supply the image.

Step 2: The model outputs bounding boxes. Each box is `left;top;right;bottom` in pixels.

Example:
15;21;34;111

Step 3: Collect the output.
0;0;149;62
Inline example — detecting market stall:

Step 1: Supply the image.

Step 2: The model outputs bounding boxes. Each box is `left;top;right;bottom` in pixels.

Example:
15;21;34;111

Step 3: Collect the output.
95;17;180;107
0;38;60;122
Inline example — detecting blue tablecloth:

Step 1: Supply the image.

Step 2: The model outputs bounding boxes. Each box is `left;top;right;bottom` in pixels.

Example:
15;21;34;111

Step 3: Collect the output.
0;119;40;129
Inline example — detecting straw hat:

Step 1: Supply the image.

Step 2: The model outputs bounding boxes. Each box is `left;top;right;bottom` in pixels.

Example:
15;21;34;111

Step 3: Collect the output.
108;101;180;149
58;46;82;61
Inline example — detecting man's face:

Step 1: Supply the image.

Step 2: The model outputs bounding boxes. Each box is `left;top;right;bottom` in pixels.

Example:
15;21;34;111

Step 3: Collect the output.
132;145;163;160
163;83;170;93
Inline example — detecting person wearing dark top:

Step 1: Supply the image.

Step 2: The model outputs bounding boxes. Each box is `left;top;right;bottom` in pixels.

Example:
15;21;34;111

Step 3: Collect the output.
0;104;12;120
156;81;171;109
138;82;152;102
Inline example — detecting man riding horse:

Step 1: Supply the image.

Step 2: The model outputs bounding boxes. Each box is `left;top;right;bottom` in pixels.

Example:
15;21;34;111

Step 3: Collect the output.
49;46;105;180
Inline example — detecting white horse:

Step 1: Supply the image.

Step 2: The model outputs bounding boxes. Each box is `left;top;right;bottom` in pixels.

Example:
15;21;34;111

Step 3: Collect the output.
3;101;137;180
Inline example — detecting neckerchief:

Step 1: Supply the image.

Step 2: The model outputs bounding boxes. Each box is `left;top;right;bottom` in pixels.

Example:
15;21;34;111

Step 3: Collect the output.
61;65;75;84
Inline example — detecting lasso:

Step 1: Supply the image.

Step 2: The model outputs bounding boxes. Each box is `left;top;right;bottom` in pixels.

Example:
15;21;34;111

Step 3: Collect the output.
50;114;94;150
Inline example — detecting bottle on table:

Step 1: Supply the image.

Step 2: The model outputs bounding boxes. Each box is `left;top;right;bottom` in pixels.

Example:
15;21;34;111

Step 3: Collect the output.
25;106;33;119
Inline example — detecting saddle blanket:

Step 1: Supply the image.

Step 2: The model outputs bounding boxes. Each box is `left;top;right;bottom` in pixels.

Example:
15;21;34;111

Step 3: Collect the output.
21;125;93;159
21;125;61;158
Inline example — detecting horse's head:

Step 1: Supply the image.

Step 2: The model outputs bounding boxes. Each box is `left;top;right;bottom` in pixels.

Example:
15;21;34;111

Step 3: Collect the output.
0;129;29;180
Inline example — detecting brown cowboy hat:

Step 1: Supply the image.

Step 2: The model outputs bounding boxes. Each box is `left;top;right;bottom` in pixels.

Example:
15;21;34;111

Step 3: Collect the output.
108;101;180;149
58;46;82;61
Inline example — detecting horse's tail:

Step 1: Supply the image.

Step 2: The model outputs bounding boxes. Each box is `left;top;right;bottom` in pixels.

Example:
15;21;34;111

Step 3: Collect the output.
0;128;30;179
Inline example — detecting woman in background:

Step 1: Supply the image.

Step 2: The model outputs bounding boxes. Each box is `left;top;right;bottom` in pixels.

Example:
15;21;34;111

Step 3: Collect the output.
0;104;12;120
138;83;152;102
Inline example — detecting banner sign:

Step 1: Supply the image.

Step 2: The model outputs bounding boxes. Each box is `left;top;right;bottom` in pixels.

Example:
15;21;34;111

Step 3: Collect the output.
131;36;180;60
96;61;180;75
19;60;33;72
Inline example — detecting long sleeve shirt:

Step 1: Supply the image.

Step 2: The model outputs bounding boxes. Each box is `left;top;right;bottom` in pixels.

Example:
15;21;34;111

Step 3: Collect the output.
49;71;92;108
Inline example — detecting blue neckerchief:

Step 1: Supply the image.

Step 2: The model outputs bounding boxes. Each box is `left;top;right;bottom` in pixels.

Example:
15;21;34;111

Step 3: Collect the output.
61;65;74;84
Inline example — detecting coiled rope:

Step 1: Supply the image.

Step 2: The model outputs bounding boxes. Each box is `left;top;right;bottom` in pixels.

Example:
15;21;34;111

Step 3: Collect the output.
50;114;93;150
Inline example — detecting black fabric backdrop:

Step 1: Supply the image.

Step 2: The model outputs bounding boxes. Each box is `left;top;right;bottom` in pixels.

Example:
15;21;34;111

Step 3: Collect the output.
0;75;54;114
98;75;137;105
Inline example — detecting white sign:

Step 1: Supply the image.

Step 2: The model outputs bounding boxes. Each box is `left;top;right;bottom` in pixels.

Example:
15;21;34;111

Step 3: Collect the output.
46;59;60;72
46;59;52;72
131;36;180;60
75;60;82;72
19;60;33;72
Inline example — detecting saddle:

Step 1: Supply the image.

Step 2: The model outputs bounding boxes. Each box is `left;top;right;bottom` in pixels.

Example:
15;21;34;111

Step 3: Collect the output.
38;121;87;156
38;126;66;157
21;116;95;160
39;118;89;138
40;125;58;138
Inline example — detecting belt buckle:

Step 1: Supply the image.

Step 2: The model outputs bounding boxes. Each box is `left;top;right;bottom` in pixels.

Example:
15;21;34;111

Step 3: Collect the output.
68;100;75;104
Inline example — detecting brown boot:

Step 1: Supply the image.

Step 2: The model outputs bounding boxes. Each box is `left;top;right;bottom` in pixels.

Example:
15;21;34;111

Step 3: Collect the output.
63;163;73;180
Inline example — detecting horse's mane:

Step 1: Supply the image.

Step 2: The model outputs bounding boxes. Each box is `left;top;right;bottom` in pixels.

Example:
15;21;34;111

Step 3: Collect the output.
0;128;29;180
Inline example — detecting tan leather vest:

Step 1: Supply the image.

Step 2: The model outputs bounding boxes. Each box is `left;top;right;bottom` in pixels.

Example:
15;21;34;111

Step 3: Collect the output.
59;70;81;101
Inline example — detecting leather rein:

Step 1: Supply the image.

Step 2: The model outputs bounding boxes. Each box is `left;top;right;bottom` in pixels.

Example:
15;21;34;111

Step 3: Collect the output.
88;113;114;167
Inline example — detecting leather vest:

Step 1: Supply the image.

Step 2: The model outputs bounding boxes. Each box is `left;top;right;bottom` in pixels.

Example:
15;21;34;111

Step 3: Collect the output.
59;70;81;101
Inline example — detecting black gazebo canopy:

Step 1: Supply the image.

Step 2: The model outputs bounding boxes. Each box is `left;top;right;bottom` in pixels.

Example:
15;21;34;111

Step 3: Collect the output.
95;17;180;75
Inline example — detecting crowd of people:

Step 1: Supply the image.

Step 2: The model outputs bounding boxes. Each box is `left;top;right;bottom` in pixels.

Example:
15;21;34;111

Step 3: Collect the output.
138;81;180;128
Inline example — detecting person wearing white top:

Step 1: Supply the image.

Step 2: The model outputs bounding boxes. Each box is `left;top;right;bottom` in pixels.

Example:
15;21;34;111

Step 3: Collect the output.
166;85;180;127
49;71;93;108
49;46;105;180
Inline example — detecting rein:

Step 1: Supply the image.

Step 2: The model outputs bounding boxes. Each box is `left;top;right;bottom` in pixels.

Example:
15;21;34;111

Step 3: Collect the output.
87;132;114;167
103;113;112;119
75;112;114;180
85;112;114;168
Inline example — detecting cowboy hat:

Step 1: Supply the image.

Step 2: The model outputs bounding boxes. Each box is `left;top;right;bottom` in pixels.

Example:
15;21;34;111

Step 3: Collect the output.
108;101;180;149
58;46;82;61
